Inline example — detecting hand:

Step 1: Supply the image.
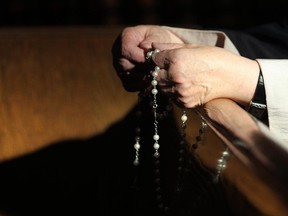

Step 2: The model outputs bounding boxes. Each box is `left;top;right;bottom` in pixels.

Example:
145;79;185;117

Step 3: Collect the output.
111;25;184;91
151;43;260;108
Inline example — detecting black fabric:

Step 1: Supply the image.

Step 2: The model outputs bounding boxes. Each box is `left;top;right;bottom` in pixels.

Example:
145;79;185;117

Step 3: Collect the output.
223;20;288;59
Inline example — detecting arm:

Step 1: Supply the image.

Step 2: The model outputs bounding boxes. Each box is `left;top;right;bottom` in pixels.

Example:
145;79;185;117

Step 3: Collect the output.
159;24;288;142
224;22;288;142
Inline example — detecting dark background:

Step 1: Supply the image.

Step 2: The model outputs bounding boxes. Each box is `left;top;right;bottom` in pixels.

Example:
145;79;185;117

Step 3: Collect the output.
0;0;287;29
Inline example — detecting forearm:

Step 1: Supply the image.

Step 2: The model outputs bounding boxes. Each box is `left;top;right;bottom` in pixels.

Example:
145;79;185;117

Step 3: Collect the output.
162;25;288;143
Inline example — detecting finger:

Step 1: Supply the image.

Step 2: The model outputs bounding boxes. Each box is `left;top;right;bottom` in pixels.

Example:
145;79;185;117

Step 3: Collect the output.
121;29;146;63
112;33;145;75
140;41;153;50
139;35;169;50
123;43;146;63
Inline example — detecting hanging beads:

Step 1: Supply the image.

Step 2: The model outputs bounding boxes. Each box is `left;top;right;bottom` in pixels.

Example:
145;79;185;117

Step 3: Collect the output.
175;109;188;194
133;93;143;166
133;135;141;166
151;64;161;158
214;148;230;182
147;49;161;159
190;121;207;151
181;111;188;124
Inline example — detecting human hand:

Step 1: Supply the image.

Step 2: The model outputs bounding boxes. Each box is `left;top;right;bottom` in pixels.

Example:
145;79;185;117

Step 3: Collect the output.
151;43;260;108
111;25;184;91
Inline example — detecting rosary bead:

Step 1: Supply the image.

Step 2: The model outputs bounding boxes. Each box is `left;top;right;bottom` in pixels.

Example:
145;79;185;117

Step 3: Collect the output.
154;159;160;166
154;168;160;175
201;122;207;129
222;150;230;157
152;88;158;95
133;159;139;166
134;142;140;150
153;143;160;150
154;49;160;54
181;113;188;123
146;50;153;59
153;134;160;141
154;151;160;158
135;127;141;134
192;143;198;149
152;70;158;77
155;186;161;193
151;79;158;86
135;136;140;141
155;178;161;184
196;135;202;142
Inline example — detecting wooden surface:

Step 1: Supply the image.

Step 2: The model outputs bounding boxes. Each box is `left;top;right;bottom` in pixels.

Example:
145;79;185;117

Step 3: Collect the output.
170;104;288;216
0;26;137;162
190;100;288;216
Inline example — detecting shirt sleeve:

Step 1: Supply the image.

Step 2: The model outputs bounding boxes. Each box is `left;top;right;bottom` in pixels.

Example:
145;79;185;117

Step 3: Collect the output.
161;26;240;55
256;59;288;142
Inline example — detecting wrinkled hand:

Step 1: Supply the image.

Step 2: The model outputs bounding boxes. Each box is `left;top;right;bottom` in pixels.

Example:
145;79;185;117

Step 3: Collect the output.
111;25;184;91
151;43;260;108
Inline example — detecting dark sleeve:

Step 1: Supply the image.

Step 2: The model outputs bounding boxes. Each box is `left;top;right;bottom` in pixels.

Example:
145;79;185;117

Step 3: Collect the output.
223;20;288;59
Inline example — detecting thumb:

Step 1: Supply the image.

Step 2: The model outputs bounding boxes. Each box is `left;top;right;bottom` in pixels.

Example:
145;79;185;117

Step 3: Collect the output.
139;39;184;50
139;32;166;49
151;49;168;69
152;42;184;50
139;41;153;50
151;43;184;69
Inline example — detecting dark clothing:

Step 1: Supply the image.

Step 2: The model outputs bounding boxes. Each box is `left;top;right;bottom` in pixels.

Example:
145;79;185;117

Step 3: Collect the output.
224;20;288;58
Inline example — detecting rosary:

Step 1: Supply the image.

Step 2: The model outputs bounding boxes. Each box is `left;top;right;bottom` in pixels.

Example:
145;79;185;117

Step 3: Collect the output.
131;49;230;214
